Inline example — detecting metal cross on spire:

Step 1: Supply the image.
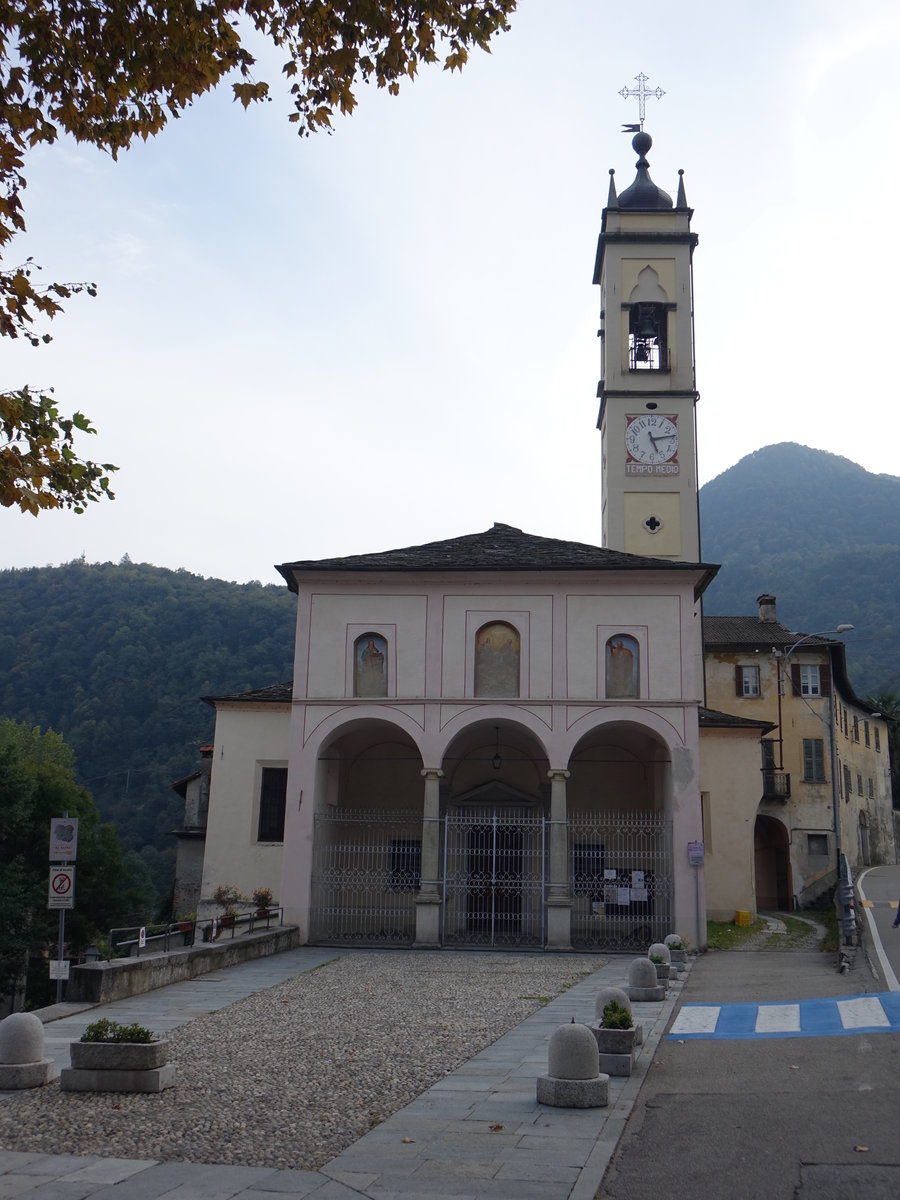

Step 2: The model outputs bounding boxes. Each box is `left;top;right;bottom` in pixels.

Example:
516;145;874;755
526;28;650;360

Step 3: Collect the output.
619;72;665;129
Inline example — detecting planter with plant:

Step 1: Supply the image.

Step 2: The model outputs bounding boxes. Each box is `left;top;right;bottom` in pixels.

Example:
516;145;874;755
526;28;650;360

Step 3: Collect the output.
594;1000;636;1056
212;883;245;935
69;1019;168;1071
251;886;275;916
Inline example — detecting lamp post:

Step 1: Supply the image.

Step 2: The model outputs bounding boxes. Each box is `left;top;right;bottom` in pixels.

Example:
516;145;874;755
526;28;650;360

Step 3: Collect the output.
778;625;854;883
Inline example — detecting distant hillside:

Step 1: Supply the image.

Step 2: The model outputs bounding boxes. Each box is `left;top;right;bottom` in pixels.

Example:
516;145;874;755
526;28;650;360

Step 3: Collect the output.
700;443;900;695
0;560;296;904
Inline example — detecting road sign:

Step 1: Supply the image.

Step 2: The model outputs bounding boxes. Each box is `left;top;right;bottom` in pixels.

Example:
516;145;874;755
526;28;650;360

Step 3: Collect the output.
49;817;78;861
48;866;75;909
49;960;70;980
139;927;146;948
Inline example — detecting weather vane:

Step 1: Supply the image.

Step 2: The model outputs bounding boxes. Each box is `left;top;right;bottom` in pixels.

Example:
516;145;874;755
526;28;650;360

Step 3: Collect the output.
619;72;665;131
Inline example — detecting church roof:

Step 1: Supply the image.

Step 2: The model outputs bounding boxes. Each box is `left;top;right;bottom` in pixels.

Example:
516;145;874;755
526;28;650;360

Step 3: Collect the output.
202;681;293;707
277;523;718;595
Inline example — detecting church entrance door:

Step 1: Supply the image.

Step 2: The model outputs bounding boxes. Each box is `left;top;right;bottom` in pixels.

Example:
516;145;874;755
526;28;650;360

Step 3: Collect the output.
443;807;544;948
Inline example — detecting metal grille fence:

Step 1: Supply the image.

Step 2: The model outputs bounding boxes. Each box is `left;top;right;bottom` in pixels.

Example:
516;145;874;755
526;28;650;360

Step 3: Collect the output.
309;809;422;945
442;807;545;948
568;810;672;950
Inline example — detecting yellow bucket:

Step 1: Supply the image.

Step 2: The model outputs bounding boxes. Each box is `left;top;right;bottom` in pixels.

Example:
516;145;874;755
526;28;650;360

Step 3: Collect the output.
734;910;751;926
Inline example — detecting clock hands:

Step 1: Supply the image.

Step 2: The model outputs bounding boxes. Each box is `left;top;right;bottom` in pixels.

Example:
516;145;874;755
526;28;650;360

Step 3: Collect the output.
648;431;677;449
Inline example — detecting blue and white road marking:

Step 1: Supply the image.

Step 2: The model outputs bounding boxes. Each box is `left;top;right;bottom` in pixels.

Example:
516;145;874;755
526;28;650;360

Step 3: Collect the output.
668;992;900;1040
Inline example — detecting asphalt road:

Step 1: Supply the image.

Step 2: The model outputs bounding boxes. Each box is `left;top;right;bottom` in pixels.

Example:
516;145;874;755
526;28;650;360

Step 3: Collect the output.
600;881;900;1200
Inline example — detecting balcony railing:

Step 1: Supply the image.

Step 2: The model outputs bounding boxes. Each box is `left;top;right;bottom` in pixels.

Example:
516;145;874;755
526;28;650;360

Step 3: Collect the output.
762;770;791;800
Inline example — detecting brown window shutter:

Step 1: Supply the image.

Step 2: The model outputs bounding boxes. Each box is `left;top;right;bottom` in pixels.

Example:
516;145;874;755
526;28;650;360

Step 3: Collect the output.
790;664;801;696
735;665;744;696
820;663;831;696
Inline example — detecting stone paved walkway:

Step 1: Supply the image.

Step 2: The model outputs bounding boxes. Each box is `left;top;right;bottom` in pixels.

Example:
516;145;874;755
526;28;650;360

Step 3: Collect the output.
0;949;686;1200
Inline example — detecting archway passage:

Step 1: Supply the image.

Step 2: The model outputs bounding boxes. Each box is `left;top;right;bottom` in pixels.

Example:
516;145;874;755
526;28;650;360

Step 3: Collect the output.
754;815;792;911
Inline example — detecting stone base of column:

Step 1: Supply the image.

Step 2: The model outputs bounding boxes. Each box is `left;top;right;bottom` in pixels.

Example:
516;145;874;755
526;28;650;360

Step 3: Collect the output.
414;892;442;948
545;896;572;951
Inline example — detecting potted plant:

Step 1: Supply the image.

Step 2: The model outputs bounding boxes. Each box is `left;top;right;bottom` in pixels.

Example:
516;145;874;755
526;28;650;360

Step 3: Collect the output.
70;1019;168;1071
212;883;244;936
649;952;670;984
595;1000;635;1055
174;912;196;932
251;886;274;916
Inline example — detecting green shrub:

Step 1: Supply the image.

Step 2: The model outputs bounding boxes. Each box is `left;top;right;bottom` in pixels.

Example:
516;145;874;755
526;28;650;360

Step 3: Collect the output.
80;1018;156;1043
601;1000;633;1030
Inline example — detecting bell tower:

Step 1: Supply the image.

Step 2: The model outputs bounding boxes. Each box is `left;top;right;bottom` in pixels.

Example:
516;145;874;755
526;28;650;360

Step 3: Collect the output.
594;130;700;560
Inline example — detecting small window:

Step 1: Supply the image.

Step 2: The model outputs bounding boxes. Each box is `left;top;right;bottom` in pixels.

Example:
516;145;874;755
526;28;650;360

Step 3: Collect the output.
864;721;871;747
875;727;881;752
606;635;639;699
843;706;849;737
799;665;820;696
354;633;388;697
257;766;287;842
573;843;604;895
807;833;829;858
843;764;852;800
389;840;421;892
852;716;860;743
868;777;874;799
735;665;760;697
474;622;520;697
857;772;863;796
802;739;826;783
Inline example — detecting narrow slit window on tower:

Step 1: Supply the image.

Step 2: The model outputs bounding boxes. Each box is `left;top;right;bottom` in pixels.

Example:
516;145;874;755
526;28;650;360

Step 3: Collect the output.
628;303;667;371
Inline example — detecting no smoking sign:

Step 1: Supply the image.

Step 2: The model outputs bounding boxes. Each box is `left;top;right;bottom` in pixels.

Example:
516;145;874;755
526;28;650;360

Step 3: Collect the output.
48;866;75;909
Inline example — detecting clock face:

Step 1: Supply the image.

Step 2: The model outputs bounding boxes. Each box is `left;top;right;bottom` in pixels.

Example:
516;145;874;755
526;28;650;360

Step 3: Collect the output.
625;414;679;464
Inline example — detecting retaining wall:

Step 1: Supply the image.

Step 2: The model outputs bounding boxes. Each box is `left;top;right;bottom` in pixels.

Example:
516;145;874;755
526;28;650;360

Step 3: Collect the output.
66;926;300;1005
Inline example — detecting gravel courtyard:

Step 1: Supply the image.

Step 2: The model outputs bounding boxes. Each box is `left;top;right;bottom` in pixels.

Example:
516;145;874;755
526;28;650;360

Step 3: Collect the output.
0;951;605;1170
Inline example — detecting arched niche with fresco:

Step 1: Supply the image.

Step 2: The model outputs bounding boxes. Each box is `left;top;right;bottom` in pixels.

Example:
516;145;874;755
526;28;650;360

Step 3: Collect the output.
474;622;520;698
605;635;639;699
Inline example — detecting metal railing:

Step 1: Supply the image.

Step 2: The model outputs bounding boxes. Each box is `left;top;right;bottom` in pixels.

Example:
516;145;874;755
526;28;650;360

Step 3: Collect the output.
107;909;284;959
761;770;791;800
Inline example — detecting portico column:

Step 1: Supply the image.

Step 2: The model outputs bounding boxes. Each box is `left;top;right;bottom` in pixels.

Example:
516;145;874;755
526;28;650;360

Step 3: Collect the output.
414;768;443;948
545;768;572;950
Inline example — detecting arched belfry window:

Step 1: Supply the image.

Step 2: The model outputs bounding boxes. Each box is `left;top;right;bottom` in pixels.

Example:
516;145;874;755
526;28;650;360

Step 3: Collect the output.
629;303;667;370
627;265;670;372
354;633;388;698
605;635;639;699
474;622;520;698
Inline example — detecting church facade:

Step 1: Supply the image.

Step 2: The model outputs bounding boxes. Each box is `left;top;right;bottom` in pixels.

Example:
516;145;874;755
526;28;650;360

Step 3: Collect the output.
200;525;715;950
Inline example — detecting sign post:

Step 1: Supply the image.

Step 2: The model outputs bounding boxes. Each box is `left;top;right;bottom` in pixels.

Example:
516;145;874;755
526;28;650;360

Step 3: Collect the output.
687;841;705;954
49;817;78;1002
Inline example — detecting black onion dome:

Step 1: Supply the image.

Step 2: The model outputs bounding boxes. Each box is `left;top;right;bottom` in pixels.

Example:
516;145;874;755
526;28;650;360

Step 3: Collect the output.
616;131;673;210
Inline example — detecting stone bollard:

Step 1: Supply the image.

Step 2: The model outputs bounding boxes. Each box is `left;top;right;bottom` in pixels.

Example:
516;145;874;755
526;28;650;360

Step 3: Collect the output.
627;957;665;1002
594;985;643;1045
0;1013;53;1089
536;1020;609;1108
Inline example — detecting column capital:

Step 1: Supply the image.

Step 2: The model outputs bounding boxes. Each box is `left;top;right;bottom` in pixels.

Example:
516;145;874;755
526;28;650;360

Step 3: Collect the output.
547;768;571;782
420;768;444;780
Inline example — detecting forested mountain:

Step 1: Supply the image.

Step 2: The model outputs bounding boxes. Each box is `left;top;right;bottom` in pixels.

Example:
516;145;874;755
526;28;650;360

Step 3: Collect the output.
700;443;900;695
0;560;296;904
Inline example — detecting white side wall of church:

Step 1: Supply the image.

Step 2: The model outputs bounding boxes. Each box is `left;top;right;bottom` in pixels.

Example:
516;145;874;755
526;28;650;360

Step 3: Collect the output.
199;705;291;918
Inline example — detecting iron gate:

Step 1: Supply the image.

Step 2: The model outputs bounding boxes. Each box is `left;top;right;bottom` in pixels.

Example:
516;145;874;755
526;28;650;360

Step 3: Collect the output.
568;810;672;950
309;808;421;945
442;807;545;948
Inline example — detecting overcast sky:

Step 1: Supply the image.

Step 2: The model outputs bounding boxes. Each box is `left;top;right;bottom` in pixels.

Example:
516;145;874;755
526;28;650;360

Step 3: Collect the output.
3;1;898;586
